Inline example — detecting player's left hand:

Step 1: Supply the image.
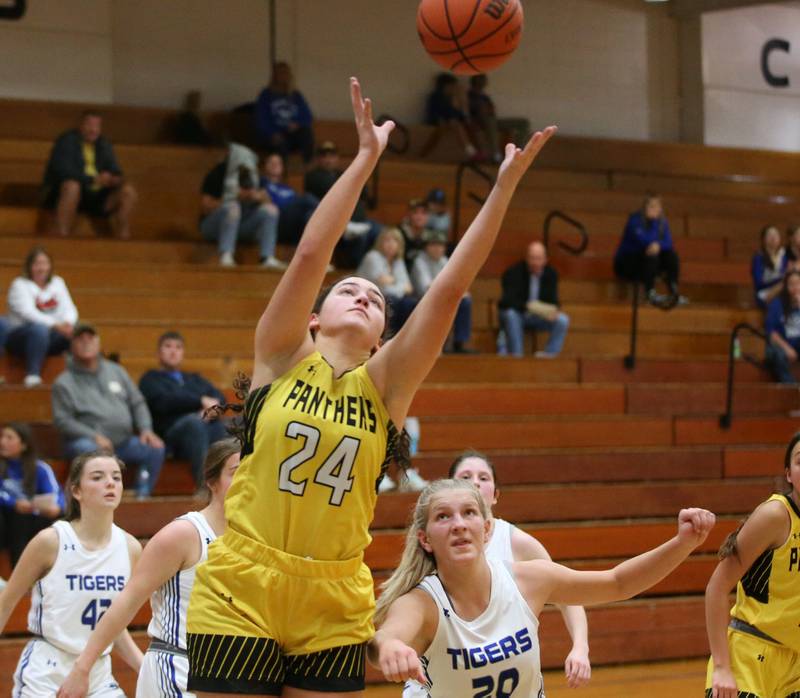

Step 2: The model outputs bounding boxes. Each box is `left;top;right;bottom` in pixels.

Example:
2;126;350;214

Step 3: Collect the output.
676;508;716;548
56;666;89;698
496;126;557;190
350;77;395;160
564;645;591;688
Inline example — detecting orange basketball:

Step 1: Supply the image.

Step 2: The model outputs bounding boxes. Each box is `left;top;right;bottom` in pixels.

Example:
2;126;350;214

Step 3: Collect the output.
417;0;524;75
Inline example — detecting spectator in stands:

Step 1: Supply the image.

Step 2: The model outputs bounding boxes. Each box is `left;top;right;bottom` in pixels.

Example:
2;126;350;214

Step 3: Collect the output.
199;143;285;269
752;225;788;309
0;422;64;567
260;152;317;245
614;194;684;306
356;227;417;335
5;246;77;388
254;61;314;163
764;270;800;383
425;187;452;238
787;224;800;267
498;241;569;358
51;323;165;498
174;90;213;145
412;229;474;353
139;331;228;490
399;198;434;266
421;73;479;160
467;74;531;162
304;140;380;267
41;109;138;239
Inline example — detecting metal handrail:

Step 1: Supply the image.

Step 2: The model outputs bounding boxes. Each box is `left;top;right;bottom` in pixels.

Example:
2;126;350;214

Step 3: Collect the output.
453;161;494;237
623;284;680;370
365;114;409;210
543;210;588;256
719;323;768;429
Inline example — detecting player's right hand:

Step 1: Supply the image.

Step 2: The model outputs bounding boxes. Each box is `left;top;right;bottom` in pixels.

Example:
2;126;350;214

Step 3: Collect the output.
379;638;427;685
710;665;738;698
56;667;89;698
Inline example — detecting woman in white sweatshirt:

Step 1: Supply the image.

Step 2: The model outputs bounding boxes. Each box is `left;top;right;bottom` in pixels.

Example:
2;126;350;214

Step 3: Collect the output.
6;247;78;387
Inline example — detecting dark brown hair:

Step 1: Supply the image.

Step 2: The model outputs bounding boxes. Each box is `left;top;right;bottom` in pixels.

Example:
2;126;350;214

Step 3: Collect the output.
158;330;184;348
779;269;800;315
24;246;53;284
448;449;499;486
760;224;783;270
64;452;125;521
197;438;241;504
0;423;38;498
311;279;392;342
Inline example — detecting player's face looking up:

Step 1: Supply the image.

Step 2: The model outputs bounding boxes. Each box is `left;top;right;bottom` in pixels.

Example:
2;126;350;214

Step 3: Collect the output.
309;277;388;349
72;457;123;512
452;456;498;508
418;489;490;564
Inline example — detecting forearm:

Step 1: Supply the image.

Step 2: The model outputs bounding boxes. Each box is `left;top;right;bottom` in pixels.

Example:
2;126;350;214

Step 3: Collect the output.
76;591;142;672
705;579;733;670
557;604;589;649
611;536;693;600
113;630;144;672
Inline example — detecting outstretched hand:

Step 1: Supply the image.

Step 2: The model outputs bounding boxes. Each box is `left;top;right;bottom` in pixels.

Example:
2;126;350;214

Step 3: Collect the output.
496;126;558;189
676;508;716;548
350;77;395;159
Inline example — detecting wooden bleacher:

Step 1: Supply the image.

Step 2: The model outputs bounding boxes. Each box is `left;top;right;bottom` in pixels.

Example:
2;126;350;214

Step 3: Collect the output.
0;97;799;693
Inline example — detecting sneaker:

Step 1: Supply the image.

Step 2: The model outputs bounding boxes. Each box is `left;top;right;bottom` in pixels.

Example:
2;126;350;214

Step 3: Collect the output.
646;289;667;306
344;221;371;240
534;351;557;359
219;252;236;267
23;375;42;388
261;256;288;270
326;263;336;274
399;468;428;493
377;474;396;494
136;469;151;500
677;294;689;306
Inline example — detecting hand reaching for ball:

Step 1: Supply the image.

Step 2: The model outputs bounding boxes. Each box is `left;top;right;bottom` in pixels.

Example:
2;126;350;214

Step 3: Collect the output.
496;126;558;190
350;77;395;160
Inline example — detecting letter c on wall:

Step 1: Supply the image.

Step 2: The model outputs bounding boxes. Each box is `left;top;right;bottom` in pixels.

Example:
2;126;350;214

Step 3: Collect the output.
762;38;791;88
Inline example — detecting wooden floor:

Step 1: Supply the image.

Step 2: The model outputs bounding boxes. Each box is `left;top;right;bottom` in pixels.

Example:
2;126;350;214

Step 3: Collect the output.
364;659;707;696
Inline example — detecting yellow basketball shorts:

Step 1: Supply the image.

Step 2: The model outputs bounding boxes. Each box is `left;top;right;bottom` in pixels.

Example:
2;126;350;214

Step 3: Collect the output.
705;628;800;698
186;527;375;695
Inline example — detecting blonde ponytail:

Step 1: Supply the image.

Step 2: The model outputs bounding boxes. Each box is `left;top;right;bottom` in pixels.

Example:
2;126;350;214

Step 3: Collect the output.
374;478;489;626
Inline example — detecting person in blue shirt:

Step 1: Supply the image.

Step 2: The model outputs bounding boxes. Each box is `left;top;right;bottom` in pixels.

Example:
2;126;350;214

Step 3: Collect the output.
765;270;800;383
752;224;788;310
260;152;318;245
0;422;64;567
614;194;683;305
254;62;314;163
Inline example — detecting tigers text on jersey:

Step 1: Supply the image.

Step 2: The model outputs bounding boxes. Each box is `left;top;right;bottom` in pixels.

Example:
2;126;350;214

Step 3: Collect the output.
225;351;397;561
730;493;800;651
28;521;131;656
418;559;544;698
147;511;217;650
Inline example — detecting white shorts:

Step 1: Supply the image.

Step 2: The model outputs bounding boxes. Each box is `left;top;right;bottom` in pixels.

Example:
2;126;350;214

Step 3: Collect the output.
136;648;193;698
403;679;429;697
13;638;124;697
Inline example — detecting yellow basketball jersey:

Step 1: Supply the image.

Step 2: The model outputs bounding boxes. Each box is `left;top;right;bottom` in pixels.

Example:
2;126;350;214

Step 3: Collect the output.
225;352;398;562
730;493;800;652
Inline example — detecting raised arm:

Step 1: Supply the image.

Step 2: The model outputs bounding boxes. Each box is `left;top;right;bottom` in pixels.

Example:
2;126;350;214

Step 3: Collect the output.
251;78;394;388
368;127;557;424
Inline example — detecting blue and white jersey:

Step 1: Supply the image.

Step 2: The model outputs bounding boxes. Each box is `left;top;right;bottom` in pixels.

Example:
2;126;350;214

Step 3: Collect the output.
416;559;543;698
147;511;217;650
28;521;130;656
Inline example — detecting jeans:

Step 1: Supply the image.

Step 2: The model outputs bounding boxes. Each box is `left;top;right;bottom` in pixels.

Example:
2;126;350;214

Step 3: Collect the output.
499;308;570;356
765;342;798;384
453;296;472;344
162;413;228;486
277;193;318;245
0;316;8;354
614;249;680;293
336;219;381;268
5;322;70;376
200;201;279;259
65;435;166;496
386;295;418;336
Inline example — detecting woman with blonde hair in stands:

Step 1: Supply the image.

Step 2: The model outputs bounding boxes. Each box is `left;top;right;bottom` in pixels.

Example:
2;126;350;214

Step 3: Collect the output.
370;479;715;697
57;438;241;698
0;452;142;696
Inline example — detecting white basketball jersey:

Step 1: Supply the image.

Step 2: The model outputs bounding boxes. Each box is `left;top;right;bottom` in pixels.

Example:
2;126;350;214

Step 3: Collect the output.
28;521;131;656
417;559;544;698
147;511;217;650
485;518;514;562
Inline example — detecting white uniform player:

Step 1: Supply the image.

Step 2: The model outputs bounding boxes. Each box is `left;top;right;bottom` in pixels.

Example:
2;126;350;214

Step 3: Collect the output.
136;512;217;698
13;521;130;697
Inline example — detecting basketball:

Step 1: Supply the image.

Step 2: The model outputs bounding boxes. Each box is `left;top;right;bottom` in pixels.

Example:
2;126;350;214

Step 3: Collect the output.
416;0;524;75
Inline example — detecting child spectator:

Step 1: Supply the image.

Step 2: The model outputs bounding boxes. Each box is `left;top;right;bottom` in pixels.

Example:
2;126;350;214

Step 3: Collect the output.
139;331;228;490
425;188;452;238
356;228;417;335
752;225;788;309
467;73;531;162
260;152;318;245
199;143;285;269
5;246;77;387
0;422;64;567
765;270;800;383
254;61;314;163
421;73;479;160
40;110;137;238
411;230;474;353
399;198;434;266
614;194;684;305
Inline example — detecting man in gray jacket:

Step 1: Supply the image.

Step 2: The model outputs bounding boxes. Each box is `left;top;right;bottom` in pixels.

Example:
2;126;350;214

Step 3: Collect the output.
51;323;165;498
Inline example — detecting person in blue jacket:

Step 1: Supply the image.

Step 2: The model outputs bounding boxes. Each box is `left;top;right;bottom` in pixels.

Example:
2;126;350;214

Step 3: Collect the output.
765;269;800;383
752;224;788;310
614;194;683;305
254;62;315;163
0;422;64;567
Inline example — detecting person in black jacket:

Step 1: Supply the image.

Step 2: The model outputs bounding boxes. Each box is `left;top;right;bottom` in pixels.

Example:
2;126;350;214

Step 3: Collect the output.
41;110;138;238
498;241;570;357
139;331;227;488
